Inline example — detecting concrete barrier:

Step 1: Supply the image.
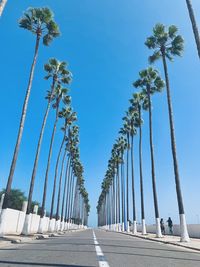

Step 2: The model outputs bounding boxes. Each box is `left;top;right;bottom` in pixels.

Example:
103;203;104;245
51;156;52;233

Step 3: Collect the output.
55;220;61;232
0;208;26;236
48;218;56;232
22;213;40;235
60;220;65;231
38;217;49;234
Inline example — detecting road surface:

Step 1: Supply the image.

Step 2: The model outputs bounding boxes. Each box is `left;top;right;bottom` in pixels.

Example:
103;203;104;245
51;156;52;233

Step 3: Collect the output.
0;229;199;266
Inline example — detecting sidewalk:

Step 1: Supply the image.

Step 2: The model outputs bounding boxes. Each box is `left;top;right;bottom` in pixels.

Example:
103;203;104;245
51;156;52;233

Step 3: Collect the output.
0;228;85;246
118;231;200;252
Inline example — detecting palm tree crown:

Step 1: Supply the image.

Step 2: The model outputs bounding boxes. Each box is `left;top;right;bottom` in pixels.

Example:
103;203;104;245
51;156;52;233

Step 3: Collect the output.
145;23;184;62
19;7;60;45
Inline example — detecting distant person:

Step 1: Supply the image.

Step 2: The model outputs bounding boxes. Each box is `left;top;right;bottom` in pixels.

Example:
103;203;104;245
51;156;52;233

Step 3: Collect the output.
167;217;173;234
160;218;165;235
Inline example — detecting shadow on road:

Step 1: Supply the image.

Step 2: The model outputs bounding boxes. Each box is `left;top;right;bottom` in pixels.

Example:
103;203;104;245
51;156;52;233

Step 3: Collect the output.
0;260;95;267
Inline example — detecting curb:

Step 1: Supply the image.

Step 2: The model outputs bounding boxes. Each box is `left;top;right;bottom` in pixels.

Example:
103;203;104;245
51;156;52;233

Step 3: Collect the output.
0;228;87;247
105;230;200;253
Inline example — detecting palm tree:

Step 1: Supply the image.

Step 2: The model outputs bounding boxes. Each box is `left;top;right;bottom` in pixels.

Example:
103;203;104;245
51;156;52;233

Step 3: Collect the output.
134;67;165;237
130;93;146;235
55;125;78;221
49;108;76;219
126;108;137;234
27;59;71;215
120;122;131;232
60;156;70;221
145;24;189;242
41;85;68;217
64;161;72;223
118;136;127;232
3;7;60;209
55;148;67;221
0;0;7;16
115;145;121;231
185;0;200;58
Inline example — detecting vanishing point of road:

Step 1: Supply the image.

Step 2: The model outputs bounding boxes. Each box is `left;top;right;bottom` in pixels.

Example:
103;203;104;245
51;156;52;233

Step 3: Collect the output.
0;230;200;266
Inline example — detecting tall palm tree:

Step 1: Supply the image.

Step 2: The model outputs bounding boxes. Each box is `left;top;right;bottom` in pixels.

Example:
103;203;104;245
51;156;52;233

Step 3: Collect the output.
120;122;131;232
55;148;67;221
185;0;200;58
115;146;121;231
125;108;137;234
0;0;7;16
27;59;71;214
41;85;67;217
3;7;60;209
49;108;76;219
145;24;189;242
60;156;70;221
130;93;147;235
55;125;78;221
134;67;165;237
64;161;72;223
118;136;127;232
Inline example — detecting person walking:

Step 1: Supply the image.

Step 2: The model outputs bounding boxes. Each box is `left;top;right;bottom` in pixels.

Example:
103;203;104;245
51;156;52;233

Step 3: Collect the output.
160;218;165;235
167;217;173;234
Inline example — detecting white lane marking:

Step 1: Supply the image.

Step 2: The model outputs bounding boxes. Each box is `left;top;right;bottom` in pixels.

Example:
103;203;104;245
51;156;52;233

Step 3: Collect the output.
93;230;110;267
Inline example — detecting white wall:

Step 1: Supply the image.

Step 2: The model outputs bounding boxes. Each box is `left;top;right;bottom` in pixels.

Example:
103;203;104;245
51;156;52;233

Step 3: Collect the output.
136;224;200;238
0;208;25;236
29;214;40;234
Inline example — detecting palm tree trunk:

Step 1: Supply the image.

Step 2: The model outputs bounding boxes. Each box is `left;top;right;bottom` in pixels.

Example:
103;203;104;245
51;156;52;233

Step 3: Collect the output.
115;171;118;229
3;35;40;209
65;168;73;221
117;164;121;229
121;155;125;231
71;178;77;222
41;107;59;217
0;0;7;17
61;156;70;220
56;149;67;220
50;130;66;219
161;51;190;242
126;134;130;232
27;79;56;215
139;105;146;235
69;176;76;222
186;0;200;59
112;175;116;228
147;86;162;237
110;183;113;228
67;174;74;221
72;179;79;223
64;164;72;221
131;133;137;234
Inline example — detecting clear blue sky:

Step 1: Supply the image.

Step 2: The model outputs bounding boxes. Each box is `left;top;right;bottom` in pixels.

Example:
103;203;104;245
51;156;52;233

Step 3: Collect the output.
0;0;200;227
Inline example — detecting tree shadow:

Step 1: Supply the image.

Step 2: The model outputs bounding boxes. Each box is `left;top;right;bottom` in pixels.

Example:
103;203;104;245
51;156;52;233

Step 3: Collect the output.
14;242;199;255
103;250;200;262
0;260;96;267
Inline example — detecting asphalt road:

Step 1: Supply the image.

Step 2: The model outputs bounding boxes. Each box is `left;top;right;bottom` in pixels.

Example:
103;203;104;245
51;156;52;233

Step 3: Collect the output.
0;229;199;266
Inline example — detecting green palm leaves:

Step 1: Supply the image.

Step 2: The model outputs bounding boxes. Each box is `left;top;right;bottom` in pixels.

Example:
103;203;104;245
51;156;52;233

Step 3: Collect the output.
97;23;190;240
3;6;90;225
146;24;190;241
44;58;72;85
133;67;165;110
145;24;184;62
3;7;60;210
19;7;60;45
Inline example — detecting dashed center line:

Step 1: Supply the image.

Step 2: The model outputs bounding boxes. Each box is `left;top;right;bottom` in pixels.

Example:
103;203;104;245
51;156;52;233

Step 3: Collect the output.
93;230;110;267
